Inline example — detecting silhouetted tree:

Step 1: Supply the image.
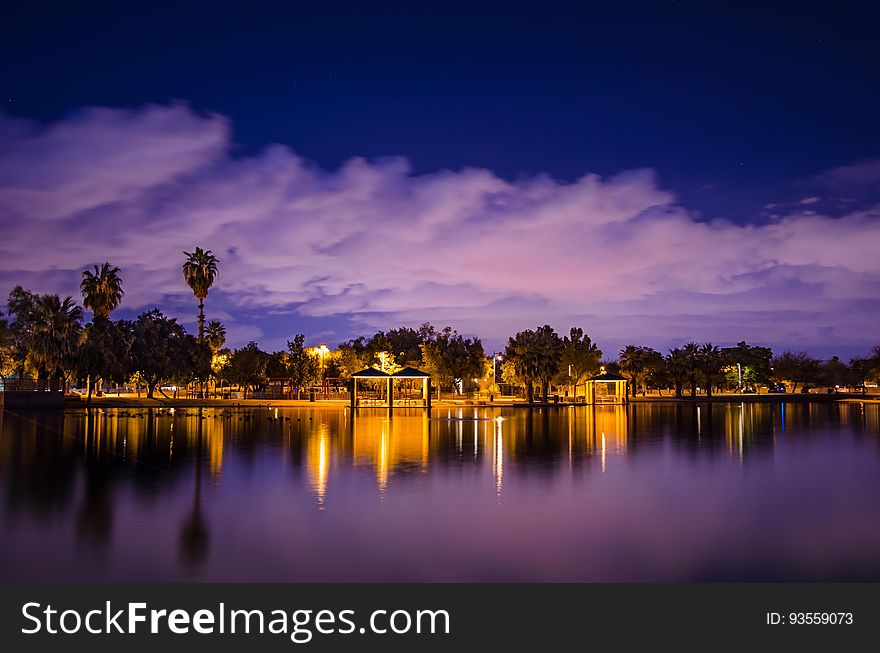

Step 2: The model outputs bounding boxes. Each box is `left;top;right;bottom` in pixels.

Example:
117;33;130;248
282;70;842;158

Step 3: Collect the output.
182;247;219;341
286;335;320;398
557;327;602;397
421;326;485;397
80;262;124;320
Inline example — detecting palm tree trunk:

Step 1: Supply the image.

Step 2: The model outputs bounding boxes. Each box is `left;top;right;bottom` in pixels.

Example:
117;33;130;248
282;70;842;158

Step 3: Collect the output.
198;297;205;341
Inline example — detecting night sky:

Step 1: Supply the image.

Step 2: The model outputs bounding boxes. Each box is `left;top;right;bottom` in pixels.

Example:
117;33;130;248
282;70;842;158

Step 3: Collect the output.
2;1;879;356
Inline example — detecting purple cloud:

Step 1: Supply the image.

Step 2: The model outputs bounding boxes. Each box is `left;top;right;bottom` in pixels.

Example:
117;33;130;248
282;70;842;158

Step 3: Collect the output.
1;104;879;356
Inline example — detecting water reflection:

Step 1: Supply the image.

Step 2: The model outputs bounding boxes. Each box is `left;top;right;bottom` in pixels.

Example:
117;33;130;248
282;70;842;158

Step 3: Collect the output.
1;402;880;581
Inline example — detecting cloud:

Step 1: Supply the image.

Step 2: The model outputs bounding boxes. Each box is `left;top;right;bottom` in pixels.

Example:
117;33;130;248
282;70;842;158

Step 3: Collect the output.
815;158;880;189
1;104;879;355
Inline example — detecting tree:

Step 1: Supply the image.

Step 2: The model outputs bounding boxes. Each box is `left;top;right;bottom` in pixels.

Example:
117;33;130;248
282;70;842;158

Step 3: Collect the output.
265;351;288;379
0;310;14;385
5;286;40;379
821;356;853;388
336;338;372;379
420;326;485;397
772;351;822;392
665;348;689;398
505;330;541;403
500;358;526;392
618;345;661;397
870;346;880;379
849;357;870;389
129;309;190;398
80;262;124;319
558;327;603;398
223;341;269;399
29;294;83;390
505;326;562;403
204;320;227;354
79;262;126;396
376;327;425;366
720;341;773;390
287;334;320;398
534;325;563;402
682;342;702;397
182;247;219;341
642;348;666;394
78;318;134;400
697;342;724;398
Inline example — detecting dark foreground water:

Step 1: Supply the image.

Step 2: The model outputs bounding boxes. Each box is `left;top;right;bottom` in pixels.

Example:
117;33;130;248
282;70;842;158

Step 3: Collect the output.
1;403;879;582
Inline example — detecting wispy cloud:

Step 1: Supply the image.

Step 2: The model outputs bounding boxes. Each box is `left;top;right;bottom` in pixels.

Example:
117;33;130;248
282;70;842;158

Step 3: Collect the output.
1;104;879;355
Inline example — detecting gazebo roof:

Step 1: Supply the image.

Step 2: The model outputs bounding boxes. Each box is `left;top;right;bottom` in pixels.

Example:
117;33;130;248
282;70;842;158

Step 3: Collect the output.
589;372;628;382
391;367;431;378
352;368;391;378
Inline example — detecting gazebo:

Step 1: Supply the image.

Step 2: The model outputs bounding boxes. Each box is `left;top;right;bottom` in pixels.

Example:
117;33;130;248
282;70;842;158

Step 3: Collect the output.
350;367;432;408
391;367;432;408
584;371;628;405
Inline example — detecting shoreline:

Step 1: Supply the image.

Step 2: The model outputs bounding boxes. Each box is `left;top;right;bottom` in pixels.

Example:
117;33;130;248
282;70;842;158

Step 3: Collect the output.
51;393;880;410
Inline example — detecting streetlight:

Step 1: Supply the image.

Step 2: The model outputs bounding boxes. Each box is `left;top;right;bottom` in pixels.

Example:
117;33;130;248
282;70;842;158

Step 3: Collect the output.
318;344;329;398
568;363;573;400
493;353;503;398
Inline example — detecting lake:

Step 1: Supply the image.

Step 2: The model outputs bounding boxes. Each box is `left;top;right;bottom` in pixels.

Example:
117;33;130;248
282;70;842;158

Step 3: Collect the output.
1;402;880;581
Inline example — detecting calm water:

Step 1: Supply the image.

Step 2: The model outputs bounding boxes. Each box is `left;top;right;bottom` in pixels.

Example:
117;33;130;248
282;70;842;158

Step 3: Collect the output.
1;403;880;582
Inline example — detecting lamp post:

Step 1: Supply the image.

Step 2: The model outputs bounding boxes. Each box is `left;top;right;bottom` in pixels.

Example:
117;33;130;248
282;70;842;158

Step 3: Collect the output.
318;344;329;398
568;363;573;401
493;353;503;398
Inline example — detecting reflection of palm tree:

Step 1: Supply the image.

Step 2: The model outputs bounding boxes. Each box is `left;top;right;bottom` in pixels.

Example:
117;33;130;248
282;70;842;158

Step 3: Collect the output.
179;411;210;569
182;247;219;341
80;262;124;319
76;411;114;546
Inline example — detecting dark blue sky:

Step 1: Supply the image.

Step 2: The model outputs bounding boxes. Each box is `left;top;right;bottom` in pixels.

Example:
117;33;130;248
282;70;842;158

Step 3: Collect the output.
4;1;879;222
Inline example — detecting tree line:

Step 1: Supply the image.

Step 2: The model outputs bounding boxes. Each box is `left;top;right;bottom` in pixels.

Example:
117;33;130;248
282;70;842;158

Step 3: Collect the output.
1;252;879;401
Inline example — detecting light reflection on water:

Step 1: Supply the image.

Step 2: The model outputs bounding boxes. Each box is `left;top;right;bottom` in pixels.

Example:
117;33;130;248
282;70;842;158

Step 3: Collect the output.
1;402;880;581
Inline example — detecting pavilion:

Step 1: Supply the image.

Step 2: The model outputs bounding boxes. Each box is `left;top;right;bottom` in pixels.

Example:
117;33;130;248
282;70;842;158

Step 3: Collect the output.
350;367;432;408
584;370;628;405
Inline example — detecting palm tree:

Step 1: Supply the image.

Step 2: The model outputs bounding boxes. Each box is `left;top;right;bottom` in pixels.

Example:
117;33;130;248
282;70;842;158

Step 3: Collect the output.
619;345;646;398
182;247;219;341
80;262;124;319
505;329;542;404
204;320;227;354
682;342;702;397
203;320;227;399
534;325;563;402
30;294;83;390
666;348;689;398
698;342;723;398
